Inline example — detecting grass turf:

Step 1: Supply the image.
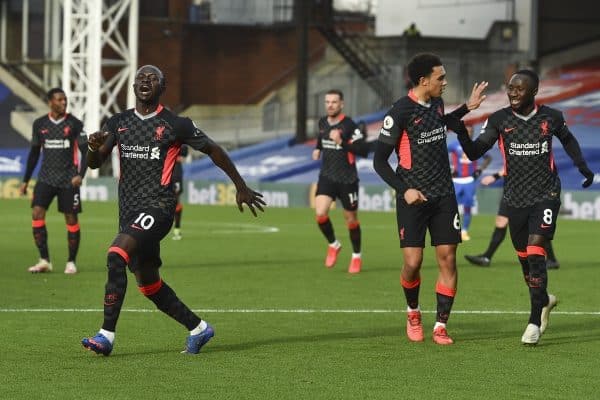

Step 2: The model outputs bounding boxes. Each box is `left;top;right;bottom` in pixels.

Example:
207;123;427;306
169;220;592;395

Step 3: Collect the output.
1;199;599;399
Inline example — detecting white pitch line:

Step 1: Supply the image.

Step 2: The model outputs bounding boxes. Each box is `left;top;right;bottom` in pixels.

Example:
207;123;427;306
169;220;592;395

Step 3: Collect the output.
1;308;600;315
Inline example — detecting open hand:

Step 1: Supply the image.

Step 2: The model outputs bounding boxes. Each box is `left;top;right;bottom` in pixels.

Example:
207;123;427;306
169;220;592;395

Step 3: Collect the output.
236;187;267;217
466;81;488;110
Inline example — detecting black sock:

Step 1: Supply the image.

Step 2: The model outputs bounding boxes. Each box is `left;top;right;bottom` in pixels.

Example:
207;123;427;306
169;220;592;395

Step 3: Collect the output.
401;278;420;309
102;252;128;332
545;241;557;262
483;227;507;259
67;225;80;262
526;253;548;327
348;221;361;253
518;255;530;286
33;222;49;260
316;216;336;243
141;280;201;330
435;283;456;323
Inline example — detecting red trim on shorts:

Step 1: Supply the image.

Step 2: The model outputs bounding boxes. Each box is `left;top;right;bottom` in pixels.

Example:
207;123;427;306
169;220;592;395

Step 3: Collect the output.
66;223;80;233
527;245;546;257
401;277;421;289
161;142;182;185
435;282;456;297
32;219;46;228
108;246;130;264
138;279;163;296
175;203;183;213
398;129;411;169
316;215;329;224
516;250;528;259
347;221;360;230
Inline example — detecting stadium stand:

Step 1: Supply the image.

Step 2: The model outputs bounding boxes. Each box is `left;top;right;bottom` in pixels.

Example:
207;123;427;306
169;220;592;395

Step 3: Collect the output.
185;62;600;192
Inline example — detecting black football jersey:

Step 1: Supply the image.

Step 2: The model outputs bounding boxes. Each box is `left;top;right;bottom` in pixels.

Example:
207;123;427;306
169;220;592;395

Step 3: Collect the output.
102;105;209;220
377;91;455;198
316;115;363;184
31;114;86;187
471;105;566;207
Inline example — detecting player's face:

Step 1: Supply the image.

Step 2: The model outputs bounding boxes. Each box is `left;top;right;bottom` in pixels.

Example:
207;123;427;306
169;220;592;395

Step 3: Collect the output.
423;65;447;98
133;66;163;103
507;74;537;114
48;92;67;116
324;94;343;118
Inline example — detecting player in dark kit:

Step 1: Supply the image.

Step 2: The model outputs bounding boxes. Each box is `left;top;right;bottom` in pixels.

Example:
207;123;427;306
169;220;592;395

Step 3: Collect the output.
171;144;188;240
20;87;87;274
81;65;266;356
312;89;369;274
373;53;488;345
464;171;560;269
446;69;595;345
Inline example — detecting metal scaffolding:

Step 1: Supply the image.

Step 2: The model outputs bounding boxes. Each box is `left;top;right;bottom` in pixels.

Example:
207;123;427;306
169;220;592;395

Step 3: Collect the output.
0;0;138;130
62;0;138;133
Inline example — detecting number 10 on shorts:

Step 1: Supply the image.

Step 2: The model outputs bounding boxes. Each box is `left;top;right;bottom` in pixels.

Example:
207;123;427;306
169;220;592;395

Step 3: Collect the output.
134;212;155;230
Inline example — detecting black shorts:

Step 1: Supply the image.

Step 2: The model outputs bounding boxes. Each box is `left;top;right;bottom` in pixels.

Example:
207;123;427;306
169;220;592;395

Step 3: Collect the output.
506;199;561;250
315;176;359;211
119;208;174;271
497;198;509;217
32;181;82;214
396;194;461;248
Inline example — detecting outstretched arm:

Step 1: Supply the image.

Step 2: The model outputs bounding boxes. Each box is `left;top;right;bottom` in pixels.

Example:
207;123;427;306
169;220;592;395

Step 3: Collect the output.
201;140;266;216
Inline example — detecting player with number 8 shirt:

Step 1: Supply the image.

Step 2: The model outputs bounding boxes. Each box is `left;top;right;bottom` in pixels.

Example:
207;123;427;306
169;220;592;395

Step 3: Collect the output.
445;69;595;344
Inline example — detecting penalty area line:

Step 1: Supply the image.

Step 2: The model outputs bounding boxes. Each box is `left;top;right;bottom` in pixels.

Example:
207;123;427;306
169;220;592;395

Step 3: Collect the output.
1;308;599;315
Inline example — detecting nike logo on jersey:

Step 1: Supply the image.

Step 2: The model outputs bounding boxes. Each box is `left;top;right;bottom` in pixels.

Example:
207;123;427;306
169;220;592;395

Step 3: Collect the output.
504;127;516;133
40;129;49;134
540;224;551;229
118;127;128;132
414;118;423;125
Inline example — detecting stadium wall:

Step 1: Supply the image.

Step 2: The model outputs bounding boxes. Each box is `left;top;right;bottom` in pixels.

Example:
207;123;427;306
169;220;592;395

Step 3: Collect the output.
2;177;599;221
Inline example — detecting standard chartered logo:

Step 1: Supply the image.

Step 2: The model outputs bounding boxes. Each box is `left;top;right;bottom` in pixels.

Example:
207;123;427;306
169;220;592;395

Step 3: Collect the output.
44;139;70;149
151;147;160;159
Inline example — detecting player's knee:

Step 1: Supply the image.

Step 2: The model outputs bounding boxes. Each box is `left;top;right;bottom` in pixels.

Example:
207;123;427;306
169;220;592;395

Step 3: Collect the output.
316;215;329;224
107;249;128;270
347;220;360;230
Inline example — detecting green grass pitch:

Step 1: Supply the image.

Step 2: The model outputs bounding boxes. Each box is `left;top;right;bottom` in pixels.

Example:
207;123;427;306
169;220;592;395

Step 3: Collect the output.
1;198;599;399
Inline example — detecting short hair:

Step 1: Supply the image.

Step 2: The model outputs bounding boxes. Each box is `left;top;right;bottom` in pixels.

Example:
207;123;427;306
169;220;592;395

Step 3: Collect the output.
136;65;166;88
326;89;344;100
514;69;539;89
46;88;65;101
406;53;443;86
